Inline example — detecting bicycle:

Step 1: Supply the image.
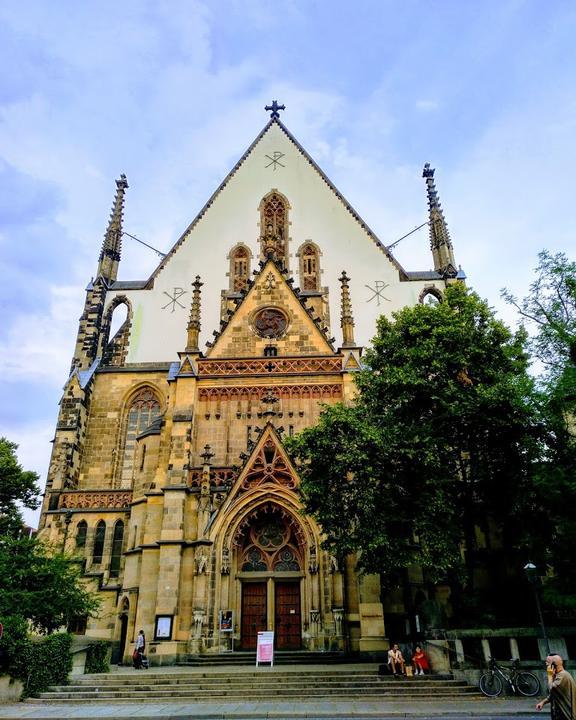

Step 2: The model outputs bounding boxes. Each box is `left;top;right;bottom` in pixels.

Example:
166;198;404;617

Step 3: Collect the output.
479;657;541;697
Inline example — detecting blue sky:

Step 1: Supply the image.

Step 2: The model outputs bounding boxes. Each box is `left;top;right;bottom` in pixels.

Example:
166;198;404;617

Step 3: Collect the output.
1;0;575;525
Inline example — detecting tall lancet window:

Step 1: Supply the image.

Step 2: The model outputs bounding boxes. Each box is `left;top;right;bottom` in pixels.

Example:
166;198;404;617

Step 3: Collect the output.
118;388;161;489
298;242;320;291
230;245;251;292
259;191;289;262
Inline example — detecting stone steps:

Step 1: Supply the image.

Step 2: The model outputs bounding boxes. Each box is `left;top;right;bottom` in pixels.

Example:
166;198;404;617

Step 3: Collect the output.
31;670;481;703
178;651;350;666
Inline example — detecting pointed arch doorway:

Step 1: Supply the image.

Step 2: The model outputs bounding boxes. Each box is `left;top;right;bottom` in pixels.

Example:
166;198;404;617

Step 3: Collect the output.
236;505;304;650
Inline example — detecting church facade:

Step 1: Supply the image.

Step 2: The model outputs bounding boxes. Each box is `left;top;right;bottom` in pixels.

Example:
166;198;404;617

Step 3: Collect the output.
39;108;460;663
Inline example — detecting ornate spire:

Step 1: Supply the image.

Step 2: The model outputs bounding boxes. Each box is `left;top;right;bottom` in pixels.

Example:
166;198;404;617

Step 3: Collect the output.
98;174;128;282
186;276;203;352
422;164;456;277
339;271;356;347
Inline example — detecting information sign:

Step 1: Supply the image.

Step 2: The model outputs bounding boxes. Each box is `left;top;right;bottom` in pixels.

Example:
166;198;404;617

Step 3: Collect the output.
256;631;274;666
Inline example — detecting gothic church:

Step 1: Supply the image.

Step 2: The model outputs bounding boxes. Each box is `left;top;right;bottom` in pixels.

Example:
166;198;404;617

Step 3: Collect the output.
39;106;460;664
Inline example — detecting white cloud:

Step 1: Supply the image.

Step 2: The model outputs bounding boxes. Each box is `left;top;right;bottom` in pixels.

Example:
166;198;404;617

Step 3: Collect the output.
415;99;439;112
0;284;80;384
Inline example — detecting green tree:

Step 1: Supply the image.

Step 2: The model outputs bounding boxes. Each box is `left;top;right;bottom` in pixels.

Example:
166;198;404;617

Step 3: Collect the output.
0;437;100;635
0;437;40;536
504;251;576;608
0;535;100;634
288;284;540;622
502;250;576;376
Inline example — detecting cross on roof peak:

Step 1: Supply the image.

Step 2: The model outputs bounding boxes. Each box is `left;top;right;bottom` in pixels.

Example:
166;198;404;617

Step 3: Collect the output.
265;100;286;119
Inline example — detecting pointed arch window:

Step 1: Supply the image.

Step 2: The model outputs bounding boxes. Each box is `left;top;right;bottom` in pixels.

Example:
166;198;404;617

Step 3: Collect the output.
230;245;251;292
102;297;132;367
259;192;289;262
76;520;88;548
240;515;302;572
299;243;320;291
118;388;161;489
109;520;124;578
93;520;106;564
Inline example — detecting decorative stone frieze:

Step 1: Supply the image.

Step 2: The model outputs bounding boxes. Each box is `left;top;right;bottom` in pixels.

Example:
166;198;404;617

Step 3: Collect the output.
59;490;133;510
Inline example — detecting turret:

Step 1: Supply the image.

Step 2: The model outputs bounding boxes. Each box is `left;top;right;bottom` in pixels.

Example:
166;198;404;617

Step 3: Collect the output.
339;271;356;347
185;276;203;352
423;164;457;278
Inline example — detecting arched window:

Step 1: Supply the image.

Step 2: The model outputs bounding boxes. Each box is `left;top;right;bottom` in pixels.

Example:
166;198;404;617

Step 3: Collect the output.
118;388;161;488
102;297;132;366
75;520;88;548
259;192;289;262
419;287;443;306
93;520;106;564
109;521;124;578
239;513;302;572
298;243;320;291
230;245;250;292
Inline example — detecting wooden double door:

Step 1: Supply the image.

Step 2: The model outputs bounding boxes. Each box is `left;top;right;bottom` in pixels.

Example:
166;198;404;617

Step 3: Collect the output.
240;580;301;650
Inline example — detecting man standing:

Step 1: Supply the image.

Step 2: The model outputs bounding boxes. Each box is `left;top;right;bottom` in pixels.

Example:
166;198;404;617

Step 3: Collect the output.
133;629;146;670
536;654;576;720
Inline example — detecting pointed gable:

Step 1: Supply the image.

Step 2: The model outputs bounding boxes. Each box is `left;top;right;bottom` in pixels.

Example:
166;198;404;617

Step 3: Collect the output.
147;119;406;283
207;258;336;358
226;424;299;504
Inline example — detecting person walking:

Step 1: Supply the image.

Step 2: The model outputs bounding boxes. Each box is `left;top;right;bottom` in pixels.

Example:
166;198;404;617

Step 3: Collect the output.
536;654;576;720
133;629;146;670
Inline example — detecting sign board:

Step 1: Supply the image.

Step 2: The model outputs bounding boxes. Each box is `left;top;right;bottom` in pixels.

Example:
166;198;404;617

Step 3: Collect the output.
218;610;234;632
154;615;173;640
256;631;274;666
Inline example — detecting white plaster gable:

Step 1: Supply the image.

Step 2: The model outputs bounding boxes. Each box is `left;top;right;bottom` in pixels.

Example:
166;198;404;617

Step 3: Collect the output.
103;120;450;364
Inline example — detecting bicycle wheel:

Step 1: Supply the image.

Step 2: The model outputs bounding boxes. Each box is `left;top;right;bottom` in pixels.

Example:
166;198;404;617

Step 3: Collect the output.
516;671;540;697
479;672;503;697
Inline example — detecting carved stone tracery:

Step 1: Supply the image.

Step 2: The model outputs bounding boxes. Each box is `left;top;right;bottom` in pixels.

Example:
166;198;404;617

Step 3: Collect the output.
59;490;133;510
240;439;296;493
198;384;342;402
253;307;288;338
198;357;341;376
234;504;304;572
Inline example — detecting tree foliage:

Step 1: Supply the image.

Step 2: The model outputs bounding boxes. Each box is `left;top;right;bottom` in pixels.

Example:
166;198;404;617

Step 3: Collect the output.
0;535;100;634
502;250;576;379
0;437;40;536
288;284;540;600
504;251;576;607
0;616;72;698
0;437;100;637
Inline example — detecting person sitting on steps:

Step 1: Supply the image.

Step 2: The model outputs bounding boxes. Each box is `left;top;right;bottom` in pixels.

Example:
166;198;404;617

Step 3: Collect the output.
412;645;430;676
388;643;406;676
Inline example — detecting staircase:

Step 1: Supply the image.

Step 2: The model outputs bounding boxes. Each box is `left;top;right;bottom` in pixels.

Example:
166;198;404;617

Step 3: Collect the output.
29;667;481;703
178;650;349;665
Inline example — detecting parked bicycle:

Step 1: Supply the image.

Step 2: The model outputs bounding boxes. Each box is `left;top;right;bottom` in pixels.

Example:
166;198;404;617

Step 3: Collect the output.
479;657;540;697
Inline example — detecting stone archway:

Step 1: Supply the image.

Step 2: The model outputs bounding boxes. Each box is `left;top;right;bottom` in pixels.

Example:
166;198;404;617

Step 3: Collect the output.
233;503;305;650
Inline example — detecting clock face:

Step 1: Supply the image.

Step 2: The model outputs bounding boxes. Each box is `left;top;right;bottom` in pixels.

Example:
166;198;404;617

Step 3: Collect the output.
253;307;288;338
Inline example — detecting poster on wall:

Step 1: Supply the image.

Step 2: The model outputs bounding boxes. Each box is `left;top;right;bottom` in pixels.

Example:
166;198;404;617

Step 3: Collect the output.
219;610;234;632
154;615;173;640
256;631;275;666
